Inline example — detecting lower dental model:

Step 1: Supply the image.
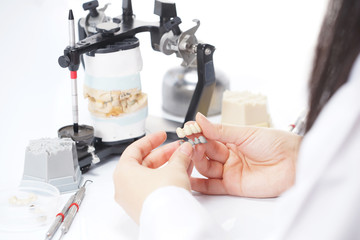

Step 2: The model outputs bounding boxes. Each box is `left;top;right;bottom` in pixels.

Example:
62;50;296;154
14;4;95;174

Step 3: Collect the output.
84;86;147;118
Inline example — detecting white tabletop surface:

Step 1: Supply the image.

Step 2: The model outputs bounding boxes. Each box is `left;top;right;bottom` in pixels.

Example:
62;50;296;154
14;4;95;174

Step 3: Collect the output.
0;0;328;239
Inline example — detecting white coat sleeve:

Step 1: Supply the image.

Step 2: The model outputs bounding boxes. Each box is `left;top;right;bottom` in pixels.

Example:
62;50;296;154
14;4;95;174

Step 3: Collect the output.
139;186;227;240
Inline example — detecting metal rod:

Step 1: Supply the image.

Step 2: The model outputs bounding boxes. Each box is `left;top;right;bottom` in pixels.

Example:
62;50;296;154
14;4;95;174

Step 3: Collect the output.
70;71;79;133
68;10;75;48
68;10;79;133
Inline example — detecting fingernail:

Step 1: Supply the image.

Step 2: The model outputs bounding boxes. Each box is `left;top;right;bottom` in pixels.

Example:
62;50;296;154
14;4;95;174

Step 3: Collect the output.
179;142;193;157
196;112;205;119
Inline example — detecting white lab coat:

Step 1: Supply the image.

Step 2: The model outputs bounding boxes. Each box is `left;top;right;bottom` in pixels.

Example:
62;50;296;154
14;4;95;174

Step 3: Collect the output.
138;53;360;240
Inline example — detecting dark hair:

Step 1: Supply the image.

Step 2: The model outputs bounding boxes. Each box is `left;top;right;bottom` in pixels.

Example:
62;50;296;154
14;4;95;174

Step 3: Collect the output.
305;0;360;133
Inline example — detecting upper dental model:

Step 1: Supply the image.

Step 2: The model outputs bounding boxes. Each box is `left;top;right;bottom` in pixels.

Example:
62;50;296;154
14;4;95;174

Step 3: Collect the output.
176;122;202;138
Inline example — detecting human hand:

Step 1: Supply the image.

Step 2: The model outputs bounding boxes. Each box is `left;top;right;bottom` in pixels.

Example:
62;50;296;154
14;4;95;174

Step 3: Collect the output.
190;113;302;198
113;131;194;223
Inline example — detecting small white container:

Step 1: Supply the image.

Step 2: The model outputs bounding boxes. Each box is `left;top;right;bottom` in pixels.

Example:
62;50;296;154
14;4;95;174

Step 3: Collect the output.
0;180;60;232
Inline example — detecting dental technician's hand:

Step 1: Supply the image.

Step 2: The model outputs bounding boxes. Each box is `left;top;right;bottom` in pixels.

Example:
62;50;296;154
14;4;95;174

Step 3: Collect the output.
191;113;302;198
113;131;193;224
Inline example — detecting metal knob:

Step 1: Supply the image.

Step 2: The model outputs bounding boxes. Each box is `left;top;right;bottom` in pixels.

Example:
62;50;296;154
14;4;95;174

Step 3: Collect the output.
83;0;99;17
154;0;177;19
58;55;70;68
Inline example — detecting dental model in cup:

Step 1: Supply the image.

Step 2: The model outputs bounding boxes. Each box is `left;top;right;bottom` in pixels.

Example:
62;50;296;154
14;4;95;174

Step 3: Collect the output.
176;123;207;146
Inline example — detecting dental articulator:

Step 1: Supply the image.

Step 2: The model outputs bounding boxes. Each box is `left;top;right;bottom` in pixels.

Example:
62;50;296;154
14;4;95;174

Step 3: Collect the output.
57;0;215;172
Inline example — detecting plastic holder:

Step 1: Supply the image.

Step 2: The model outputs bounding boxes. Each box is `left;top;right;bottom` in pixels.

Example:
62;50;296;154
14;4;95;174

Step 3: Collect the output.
0;180;60;232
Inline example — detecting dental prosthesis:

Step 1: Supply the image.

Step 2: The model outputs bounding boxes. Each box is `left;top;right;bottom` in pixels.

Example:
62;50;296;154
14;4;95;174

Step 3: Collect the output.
176;122;207;146
9;193;38;206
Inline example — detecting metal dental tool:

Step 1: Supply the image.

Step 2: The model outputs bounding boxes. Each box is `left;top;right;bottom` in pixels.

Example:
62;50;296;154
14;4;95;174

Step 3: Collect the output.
58;180;92;240
45;194;76;240
289;110;307;136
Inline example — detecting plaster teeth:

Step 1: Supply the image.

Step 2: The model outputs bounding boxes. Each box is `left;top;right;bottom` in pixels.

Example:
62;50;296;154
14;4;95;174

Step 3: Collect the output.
190;124;197;134
188;139;195;146
194;122;201;133
176;127;186;138
183;125;192;136
175;123;203;138
121;100;127;108
199;136;207;143
95;101;103;108
194;137;200;144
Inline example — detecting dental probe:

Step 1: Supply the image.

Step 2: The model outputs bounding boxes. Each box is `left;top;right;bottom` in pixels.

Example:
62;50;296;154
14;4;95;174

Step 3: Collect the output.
289;110;307;136
45;194;76;240
68;9;79;133
58;180;92;240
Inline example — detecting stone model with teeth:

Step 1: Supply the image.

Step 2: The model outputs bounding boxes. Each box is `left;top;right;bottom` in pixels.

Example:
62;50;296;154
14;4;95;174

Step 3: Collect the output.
84;86;147;118
83;37;148;142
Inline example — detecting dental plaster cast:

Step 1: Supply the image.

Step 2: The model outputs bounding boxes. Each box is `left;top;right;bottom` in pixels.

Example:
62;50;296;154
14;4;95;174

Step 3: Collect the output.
84;86;147;118
221;90;272;127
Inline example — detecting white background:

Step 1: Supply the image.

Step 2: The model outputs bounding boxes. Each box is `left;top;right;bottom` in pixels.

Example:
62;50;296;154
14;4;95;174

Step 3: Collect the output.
0;0;328;238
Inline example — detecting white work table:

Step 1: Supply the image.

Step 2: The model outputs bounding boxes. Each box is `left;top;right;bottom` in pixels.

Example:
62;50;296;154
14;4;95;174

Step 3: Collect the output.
1;147;279;240
0;0;328;239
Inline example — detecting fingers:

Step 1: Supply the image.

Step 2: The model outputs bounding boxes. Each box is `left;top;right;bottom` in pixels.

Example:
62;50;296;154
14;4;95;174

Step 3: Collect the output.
190;178;228;195
121;131;167;164
196;112;260;146
142;140;180;168
193;155;224;179
200;139;229;164
168;142;193;171
187;161;194;177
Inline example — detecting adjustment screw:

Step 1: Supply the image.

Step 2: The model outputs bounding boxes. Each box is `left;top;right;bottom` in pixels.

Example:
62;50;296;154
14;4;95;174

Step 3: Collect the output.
205;48;212;55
